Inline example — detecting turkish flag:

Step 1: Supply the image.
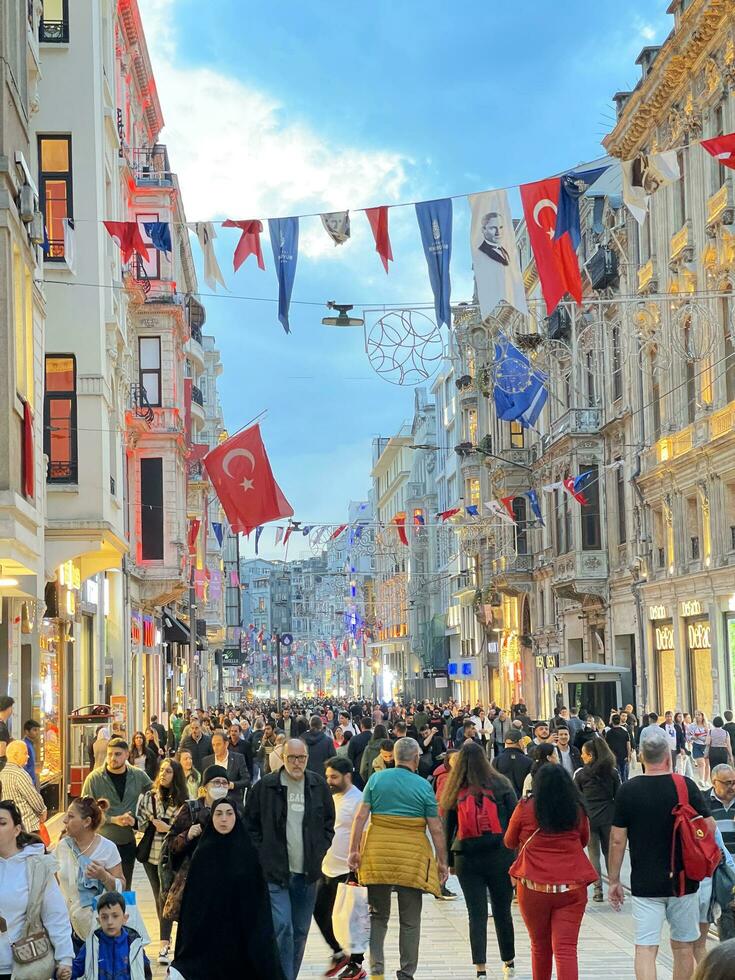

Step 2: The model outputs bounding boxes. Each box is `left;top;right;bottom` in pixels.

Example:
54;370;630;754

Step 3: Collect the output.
203;424;293;535
701;132;735;171
520;178;582;314
365;206;393;273
103;221;150;263
222;219;265;271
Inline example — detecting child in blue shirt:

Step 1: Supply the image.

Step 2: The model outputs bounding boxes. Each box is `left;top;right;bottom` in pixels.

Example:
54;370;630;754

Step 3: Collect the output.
71;891;152;980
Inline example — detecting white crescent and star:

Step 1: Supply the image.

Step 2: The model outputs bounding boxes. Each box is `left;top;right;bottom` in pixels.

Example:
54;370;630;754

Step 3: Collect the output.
222;448;256;492
533;198;558;240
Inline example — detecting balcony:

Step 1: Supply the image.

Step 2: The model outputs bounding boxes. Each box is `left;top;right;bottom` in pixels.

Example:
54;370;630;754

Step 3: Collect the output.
637;257;657;293
494;553;534;596
710;404;735;441
669;221;693;267
191;385;204;407
131;144;172;187
551;550;608;603
39;17;69;42
547;407;602;446
706;179;734;232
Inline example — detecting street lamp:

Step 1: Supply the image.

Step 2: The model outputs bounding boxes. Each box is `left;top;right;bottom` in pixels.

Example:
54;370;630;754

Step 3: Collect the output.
322;301;364;328
454;442;533;472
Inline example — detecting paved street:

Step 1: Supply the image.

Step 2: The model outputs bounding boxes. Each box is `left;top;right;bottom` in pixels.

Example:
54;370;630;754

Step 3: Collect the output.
133;866;686;979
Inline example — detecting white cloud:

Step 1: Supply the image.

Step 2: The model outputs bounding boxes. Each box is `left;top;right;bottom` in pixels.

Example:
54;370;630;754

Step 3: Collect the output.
139;0;413;259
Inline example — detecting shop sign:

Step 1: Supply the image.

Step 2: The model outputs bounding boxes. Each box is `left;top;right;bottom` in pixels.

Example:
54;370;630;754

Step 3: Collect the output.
648;604;668;620
131;613;143;647
58;560;81;617
680;599;703;617
110;695;127;737
687;620;710;650
222;647;243;667
535;654;559;669
655;624;675;651
143;616;155;648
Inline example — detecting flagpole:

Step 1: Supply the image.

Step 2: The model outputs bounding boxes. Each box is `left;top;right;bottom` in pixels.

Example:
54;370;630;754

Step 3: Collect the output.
275;632;282;713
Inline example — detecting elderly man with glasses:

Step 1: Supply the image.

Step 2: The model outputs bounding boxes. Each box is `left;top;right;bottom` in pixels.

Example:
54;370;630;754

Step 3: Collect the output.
706;764;735;940
245;736;335;980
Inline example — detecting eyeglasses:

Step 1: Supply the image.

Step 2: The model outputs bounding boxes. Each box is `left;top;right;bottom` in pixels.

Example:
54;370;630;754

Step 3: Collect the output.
714;778;735;786
286;755;307;763
209;780;229;788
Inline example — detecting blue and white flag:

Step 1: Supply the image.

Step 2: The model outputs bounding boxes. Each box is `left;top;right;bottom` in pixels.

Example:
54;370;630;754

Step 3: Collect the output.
254;526;263;554
526;489;544;526
415;198;452;328
211;521;223;547
493;335;548;428
268;217;299;334
553;166;608;249
465;505;479;518
143;221;172;254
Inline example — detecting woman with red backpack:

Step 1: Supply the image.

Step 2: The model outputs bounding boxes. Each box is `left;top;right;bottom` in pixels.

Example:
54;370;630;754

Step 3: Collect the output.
441;741;518;979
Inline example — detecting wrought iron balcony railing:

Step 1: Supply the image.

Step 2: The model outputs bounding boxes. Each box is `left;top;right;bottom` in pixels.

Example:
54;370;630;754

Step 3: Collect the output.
191;384;204;407
39;18;69;43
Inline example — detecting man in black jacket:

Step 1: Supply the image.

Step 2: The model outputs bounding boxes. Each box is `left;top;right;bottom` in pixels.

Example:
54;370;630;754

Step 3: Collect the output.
493;731;532;796
347;717;372;782
201;729;251;799
245;738;335;980
178;717;212;773
303;715;335;774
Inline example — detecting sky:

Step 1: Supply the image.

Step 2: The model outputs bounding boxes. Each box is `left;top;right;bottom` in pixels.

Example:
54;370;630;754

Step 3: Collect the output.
138;0;672;561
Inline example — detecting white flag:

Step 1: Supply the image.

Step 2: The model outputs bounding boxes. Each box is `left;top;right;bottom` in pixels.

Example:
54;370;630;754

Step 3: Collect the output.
274;526;284;546
622;150;680;225
542;481;564;493
189;222;227;291
485;500;516;524
469;190;528;318
63;218;76;274
320;211;350;245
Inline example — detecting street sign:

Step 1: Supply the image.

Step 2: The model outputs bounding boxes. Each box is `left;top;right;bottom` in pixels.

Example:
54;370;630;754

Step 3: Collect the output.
221;647;243;667
280;633;293;647
422;669;448;679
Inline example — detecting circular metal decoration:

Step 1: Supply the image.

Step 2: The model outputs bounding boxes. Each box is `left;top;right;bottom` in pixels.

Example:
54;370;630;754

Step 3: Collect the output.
365;310;445;386
670;301;716;362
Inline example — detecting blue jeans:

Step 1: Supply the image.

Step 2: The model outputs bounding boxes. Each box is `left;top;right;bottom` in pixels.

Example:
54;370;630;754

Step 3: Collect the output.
268;874;317;980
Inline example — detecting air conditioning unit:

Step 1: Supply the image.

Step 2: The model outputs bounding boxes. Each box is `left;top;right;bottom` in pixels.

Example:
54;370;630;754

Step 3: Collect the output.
20;185;35;223
30;211;45;245
588;247;619;291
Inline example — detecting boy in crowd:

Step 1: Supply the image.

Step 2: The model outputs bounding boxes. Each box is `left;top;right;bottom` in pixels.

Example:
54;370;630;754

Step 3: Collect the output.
71;891;152;979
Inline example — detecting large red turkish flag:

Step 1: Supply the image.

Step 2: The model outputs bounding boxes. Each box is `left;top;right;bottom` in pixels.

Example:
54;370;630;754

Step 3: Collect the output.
520;177;582;314
701;132;735;171
203;424;293;535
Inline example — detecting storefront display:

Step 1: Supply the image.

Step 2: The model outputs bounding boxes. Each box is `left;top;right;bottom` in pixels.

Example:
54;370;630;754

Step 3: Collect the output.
38;619;64;814
686;617;713;718
653;620;677;713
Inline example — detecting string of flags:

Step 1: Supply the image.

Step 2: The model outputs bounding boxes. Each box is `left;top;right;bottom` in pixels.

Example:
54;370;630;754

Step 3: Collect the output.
93;132;735;335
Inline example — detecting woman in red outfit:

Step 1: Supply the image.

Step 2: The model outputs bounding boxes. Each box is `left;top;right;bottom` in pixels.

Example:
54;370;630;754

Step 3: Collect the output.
504;763;597;980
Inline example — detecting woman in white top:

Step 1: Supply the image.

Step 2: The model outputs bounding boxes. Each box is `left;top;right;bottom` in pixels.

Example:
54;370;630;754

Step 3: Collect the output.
55;796;123;941
0;799;74;979
687;710;710;786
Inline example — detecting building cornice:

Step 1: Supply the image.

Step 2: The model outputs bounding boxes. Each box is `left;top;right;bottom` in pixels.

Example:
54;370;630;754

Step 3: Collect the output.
604;0;730;159
118;0;164;140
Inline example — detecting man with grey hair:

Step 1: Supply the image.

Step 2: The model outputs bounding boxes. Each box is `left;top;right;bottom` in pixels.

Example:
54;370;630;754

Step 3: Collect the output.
607;725;714;980
705;763;735;940
348;737;448;980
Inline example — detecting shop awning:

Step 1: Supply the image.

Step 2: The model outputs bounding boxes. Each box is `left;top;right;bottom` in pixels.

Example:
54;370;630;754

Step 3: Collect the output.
162;610;190;645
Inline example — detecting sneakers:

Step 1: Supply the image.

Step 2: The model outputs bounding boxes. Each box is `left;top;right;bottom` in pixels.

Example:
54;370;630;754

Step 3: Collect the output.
157;945;171;965
593;888;604;903
324;954;350;977
503;963;515;978
338;964;367;980
436;884;457;900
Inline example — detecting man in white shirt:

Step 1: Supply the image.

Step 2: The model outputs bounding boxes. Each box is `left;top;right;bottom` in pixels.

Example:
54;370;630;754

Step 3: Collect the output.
471;708;495;758
313;756;366;979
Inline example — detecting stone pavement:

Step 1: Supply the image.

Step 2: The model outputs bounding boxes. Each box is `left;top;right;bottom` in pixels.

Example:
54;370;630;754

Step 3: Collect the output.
134;866;688;980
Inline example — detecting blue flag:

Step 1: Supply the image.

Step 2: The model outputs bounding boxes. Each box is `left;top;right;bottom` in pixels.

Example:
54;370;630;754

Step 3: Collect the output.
493;335;548;428
574;471;594;494
465;505;479;518
526;489;544;526
211;521;223;547
302;526;312;535
415;198;452;327
268;217;299;334
142;221;172;254
553;166;609;249
254;526;263;554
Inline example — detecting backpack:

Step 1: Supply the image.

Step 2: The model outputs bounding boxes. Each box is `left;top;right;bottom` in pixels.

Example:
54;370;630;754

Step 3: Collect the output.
670;773;720;895
456;785;503;842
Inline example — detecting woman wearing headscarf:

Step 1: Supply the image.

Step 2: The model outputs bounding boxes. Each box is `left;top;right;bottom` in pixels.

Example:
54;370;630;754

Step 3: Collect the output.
168;799;284;980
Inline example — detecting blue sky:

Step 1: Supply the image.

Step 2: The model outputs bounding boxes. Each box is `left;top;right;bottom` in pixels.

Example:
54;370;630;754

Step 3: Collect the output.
139;0;671;560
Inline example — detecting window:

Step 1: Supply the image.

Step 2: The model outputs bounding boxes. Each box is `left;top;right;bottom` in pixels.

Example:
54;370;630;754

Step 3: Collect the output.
638;209;652;263
139;337;161;407
13;247;34;401
612;323;622;400
465;477;480;509
513;497;528;555
711;103;726;193
651;350;662;441
40;0;69;42
38;136;72;260
44;355;77;482
463;408;477;445
616;464;626;544
684;320;696;424
135;213;161;281
674;150;686;229
509;420;524;449
581;465;601;550
140;458;164;560
722;298;735;403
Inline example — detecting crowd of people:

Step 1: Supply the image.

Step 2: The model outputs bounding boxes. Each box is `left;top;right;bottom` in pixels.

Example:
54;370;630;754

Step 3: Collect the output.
1;691;735;979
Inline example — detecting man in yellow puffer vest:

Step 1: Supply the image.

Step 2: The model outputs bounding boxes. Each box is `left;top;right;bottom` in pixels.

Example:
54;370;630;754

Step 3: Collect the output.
348;736;448;980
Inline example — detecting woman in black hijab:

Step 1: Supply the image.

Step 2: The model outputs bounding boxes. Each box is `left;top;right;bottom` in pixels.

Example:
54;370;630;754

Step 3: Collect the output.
169;798;284;980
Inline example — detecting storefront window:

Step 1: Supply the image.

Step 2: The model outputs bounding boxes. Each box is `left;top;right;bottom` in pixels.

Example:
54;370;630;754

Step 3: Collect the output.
654;621;677;713
38;621;63;782
687;618;713;718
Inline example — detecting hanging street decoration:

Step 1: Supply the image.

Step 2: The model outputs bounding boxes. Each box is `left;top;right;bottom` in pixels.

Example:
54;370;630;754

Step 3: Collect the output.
520;177;582;314
222;219;265;271
268;216;299;334
142;220;172;254
563;471;593;505
553;166;608;250
330;524;348;541
202;423;293;535
320;210;351;245
621;150;680;225
437;508;461;521
189;222;227;291
469;190;528;318
254;526;264;554
211;521;224;547
492;335;548;428
365;309;444;386
365;206;393;272
103;221;149;263
701;133;735;170
415;198;453;328
187;518;201;553
526;489;544;525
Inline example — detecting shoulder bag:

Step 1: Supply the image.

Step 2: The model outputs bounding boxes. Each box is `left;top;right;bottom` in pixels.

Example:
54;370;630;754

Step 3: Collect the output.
11;855;56;980
135;794;157;864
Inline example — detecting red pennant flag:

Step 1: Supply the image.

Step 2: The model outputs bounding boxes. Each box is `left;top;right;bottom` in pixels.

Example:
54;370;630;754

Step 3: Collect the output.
342;638;349;654
393;514;408;546
188;518;201;553
103;221;150;263
203;424;293;535
499;496;516;521
563;476;588;505
222;219;265;271
329;524;348;541
365;206;393;273
701;132;735;171
519;178;582;314
437;508;461;522
283;526;293;548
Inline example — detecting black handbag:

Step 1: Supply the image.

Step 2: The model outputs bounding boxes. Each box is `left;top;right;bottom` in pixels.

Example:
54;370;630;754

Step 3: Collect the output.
135;796;157;863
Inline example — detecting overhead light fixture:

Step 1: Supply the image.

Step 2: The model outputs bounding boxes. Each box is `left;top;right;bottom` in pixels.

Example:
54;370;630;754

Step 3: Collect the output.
322;301;364;328
0;566;18;588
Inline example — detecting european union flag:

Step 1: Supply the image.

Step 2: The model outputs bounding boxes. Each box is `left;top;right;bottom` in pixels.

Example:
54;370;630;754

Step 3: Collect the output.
493;336;548;428
526;489;544;526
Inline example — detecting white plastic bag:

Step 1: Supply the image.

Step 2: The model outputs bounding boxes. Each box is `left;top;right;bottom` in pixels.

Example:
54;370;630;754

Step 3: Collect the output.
333;879;370;954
